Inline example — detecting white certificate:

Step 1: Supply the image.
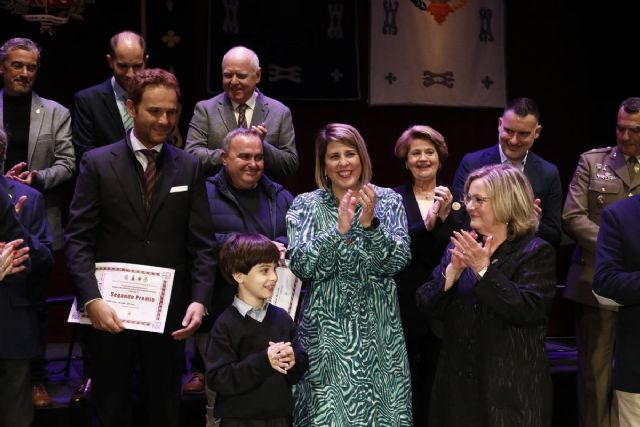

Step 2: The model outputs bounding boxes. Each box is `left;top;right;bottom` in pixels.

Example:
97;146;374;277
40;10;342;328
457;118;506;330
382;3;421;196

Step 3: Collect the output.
68;262;175;333
270;260;302;320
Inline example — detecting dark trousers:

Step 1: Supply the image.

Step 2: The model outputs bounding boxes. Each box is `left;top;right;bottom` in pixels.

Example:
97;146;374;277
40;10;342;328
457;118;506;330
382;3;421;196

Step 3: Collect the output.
0;358;33;427
30;303;49;384
85;327;185;427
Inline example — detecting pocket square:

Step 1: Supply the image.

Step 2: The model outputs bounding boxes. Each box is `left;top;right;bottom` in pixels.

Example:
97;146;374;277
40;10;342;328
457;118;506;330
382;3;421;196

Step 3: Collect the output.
170;185;188;193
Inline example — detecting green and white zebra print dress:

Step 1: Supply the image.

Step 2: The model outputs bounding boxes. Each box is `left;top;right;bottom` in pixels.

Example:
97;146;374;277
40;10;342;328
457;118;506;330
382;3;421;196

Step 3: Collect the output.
287;186;413;426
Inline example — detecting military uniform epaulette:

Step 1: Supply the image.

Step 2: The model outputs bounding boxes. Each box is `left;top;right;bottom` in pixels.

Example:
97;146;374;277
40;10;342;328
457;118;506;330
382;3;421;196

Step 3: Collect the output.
585;146;614;154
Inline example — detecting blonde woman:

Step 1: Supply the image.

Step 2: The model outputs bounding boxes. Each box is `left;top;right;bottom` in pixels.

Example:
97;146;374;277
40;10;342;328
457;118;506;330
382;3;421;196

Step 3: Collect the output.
417;164;556;426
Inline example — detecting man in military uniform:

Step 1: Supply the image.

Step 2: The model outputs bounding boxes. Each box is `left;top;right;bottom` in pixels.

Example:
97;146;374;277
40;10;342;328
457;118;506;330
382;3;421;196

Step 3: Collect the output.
563;96;640;427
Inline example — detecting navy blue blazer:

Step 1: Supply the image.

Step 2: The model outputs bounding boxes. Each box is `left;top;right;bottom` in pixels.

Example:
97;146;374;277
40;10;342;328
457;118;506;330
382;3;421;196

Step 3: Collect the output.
594;194;640;392
65;136;216;332
205;169;292;324
452;145;562;246
72;78;127;164
7;180;53;305
0;176;52;358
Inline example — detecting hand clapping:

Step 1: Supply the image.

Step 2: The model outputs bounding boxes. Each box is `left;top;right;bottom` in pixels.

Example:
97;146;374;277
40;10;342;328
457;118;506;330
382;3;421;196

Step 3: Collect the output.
449;230;494;274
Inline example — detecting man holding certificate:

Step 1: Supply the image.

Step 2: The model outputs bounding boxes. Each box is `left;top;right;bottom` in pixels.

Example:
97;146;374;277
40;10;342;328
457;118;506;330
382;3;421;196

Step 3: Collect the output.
65;69;216;427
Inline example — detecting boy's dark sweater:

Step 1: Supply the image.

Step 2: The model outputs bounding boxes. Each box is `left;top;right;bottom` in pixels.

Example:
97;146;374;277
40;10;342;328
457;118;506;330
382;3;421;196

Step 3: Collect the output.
205;304;308;419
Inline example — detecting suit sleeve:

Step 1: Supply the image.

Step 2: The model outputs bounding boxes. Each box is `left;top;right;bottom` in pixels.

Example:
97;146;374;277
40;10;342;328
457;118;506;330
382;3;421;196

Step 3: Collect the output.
187;160;217;304
64;155;102;306
563;153;599;252
20;189;53;278
185;102;223;176
536;164;562;246
0;177;31;281
72;92;97;165
262;107;298;179
33;105;75;191
594;204;640;305
452;154;474;202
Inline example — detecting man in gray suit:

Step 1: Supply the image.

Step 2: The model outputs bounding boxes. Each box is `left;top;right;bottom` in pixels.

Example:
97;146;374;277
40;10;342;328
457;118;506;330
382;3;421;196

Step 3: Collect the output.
0;37;74;407
185;46;298;180
0;37;75;251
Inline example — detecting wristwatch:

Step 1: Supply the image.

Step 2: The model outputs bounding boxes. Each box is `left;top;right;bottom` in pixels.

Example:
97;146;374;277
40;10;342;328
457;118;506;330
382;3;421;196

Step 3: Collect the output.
363;217;380;231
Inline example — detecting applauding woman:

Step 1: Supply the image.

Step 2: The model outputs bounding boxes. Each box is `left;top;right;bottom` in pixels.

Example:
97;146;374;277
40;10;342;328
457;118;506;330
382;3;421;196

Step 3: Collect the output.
417;164;556;426
392;125;460;425
287;123;412;426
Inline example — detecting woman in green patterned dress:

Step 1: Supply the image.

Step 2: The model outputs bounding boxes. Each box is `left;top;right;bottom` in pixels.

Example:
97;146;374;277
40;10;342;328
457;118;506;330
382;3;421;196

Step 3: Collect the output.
287;123;413;426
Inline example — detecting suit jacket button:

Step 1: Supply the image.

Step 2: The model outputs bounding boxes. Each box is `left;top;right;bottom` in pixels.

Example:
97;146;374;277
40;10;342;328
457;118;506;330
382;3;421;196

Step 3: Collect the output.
145;240;150;245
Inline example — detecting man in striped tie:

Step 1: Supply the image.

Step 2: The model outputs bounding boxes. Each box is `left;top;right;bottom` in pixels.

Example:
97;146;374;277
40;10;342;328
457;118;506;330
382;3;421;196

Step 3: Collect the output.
65;69;216;427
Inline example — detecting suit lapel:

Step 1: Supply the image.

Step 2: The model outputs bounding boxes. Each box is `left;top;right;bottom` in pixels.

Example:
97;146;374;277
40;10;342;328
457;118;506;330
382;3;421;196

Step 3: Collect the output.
218;94;236;131
252;92;267;126
487;237;522;270
484;145;501;165
100;80;126;135
146;145;178;230
27;93;45;166
108;140;146;226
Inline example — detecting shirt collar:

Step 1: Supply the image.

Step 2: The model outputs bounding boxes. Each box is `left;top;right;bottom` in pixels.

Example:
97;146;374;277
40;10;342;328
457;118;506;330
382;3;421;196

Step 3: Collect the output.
498;143;528;171
130;130;163;154
233;295;269;322
230;90;257;111
111;76;127;100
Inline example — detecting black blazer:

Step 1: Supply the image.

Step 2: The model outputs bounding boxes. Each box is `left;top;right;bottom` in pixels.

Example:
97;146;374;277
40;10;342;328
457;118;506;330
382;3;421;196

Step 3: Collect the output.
594;195;640;392
72;78;127;164
417;234;556;426
64;136;216;332
393;182;460;336
452;144;562;246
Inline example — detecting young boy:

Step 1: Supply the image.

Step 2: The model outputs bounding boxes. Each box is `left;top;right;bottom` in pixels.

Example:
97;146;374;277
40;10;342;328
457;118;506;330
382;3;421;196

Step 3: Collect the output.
205;233;308;427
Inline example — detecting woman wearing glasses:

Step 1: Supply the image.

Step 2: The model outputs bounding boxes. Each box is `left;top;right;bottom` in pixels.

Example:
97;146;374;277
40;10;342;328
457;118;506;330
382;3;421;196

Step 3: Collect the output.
392;125;461;425
417;163;556;426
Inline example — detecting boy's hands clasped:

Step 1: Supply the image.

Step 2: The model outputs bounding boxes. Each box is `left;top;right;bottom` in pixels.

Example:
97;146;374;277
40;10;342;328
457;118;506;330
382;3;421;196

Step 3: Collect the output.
267;341;296;374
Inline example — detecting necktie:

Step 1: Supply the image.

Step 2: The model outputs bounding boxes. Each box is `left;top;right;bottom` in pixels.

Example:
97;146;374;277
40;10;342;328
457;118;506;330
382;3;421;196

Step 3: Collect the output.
628;156;639;181
237;103;248;128
121;96;134;131
141;149;157;210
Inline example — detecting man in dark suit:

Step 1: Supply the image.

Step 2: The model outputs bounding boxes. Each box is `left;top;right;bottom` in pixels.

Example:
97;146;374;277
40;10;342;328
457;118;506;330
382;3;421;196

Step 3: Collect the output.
452;97;562;246
0;172;52;427
6;173;54;409
594;194;640;425
65;69;216;427
72;31;147;164
185;46;298;180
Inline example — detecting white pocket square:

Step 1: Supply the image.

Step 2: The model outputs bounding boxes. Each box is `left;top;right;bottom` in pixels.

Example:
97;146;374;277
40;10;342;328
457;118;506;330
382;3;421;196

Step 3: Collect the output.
169;185;188;193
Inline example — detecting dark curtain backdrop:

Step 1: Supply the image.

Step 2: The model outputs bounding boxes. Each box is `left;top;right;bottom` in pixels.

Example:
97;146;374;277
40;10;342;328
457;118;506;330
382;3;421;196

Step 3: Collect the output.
0;1;638;340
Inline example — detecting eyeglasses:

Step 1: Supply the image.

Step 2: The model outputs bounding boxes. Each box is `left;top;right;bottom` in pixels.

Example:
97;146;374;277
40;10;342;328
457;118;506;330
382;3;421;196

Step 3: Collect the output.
463;194;491;207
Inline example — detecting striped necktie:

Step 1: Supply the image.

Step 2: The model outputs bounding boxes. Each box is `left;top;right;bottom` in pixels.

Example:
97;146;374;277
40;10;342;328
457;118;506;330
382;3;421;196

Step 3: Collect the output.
237;103;248;128
140;149;157;211
122;95;133;130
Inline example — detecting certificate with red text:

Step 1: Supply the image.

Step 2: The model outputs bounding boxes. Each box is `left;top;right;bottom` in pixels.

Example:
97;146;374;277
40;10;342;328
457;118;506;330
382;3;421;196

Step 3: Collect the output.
271;260;302;320
68;262;175;333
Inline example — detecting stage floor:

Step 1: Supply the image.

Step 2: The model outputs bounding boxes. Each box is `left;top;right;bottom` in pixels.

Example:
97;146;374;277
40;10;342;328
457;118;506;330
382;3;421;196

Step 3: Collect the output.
32;338;578;426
